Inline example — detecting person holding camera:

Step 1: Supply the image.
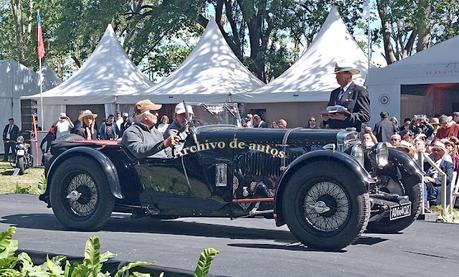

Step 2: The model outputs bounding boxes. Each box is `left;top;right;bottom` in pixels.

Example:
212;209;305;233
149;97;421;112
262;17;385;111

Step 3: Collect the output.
362;126;377;148
55;113;74;139
409;114;434;138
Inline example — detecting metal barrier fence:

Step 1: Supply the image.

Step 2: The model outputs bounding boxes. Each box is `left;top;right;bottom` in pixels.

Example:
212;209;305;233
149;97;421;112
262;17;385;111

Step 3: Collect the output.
416;151;455;216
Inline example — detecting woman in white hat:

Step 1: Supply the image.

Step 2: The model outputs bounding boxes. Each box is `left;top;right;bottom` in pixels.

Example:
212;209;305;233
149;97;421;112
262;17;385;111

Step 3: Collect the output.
75;110;98;140
55;112;74;139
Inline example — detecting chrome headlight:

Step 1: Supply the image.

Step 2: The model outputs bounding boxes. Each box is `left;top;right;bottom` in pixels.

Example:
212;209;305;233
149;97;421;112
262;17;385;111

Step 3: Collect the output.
16;136;24;143
375;142;389;168
351;144;365;167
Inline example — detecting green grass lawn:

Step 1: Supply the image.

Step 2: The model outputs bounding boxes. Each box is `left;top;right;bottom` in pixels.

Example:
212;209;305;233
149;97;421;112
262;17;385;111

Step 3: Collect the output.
0;159;44;194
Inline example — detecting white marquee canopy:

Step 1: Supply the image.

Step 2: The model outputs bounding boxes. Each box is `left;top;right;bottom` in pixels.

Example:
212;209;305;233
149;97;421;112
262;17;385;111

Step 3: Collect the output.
239;6;369;103
117;19;264;104
23;24;153;105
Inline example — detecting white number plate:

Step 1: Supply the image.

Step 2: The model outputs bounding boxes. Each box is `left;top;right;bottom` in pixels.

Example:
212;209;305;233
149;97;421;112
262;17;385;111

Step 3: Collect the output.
16;149;25;156
389;202;411;221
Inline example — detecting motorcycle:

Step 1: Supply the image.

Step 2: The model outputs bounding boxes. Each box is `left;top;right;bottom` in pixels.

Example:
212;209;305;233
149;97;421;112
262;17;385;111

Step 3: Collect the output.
14;136;33;175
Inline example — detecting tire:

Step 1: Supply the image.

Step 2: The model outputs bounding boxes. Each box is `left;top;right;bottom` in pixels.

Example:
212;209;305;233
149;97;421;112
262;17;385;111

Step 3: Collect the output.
282;161;370;251
49;156;114;230
17;156;25;175
366;175;422;233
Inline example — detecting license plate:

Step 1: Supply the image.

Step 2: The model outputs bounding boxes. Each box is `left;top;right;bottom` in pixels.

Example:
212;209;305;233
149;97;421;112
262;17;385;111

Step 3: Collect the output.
389;202;411;220
16;149;25;156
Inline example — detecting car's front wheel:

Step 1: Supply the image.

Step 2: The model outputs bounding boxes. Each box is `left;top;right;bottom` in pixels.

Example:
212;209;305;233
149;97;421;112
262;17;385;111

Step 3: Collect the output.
282;161;370;251
49;156;114;230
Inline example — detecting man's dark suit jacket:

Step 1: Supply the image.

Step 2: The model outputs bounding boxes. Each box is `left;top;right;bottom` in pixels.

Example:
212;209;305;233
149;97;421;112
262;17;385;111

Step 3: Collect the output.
2;124;20;141
325;82;370;132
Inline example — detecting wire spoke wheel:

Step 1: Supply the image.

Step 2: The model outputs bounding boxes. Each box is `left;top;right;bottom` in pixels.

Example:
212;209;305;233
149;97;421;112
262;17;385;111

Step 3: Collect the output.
303;181;350;232
50;156;114;230
65;173;98;217
282;161;370;250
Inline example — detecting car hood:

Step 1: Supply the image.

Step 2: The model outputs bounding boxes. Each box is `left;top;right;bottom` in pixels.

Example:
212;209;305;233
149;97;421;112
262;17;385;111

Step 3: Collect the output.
194;125;342;147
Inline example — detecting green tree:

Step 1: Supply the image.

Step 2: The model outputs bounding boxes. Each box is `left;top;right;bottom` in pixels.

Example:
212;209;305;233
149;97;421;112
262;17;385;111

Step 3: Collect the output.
376;0;459;65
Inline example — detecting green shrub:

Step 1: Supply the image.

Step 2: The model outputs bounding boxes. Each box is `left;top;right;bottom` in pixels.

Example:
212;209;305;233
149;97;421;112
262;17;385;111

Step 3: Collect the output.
0;227;219;276
37;174;47;194
14;185;31;194
436;206;459;223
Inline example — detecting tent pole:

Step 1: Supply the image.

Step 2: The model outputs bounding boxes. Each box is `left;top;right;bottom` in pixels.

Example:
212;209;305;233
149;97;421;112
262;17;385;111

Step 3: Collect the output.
39;58;44;130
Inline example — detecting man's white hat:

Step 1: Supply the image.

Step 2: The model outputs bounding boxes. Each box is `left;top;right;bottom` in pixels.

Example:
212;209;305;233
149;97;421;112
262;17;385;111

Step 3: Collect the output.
175;103;194;115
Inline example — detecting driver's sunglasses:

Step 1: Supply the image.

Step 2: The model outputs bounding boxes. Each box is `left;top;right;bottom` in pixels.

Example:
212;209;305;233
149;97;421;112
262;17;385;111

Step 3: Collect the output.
149;110;159;116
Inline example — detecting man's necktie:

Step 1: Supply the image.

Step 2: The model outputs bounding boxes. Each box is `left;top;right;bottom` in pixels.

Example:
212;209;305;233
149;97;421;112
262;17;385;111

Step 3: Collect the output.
336;88;344;105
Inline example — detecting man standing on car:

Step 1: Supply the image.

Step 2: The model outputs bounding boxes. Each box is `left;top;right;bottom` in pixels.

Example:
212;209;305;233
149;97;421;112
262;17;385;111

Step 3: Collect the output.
2;118;20;161
322;63;370;132
122;100;179;159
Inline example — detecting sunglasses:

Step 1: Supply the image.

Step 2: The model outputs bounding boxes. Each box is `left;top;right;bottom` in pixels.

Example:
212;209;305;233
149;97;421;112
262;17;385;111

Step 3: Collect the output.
149;110;159;116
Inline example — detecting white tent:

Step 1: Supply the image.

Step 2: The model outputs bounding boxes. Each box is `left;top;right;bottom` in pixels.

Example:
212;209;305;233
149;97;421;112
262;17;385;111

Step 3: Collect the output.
22;24;153;128
0;59;61;153
367;35;459;126
240;6;368;103
238;6;369;127
117;19;264;104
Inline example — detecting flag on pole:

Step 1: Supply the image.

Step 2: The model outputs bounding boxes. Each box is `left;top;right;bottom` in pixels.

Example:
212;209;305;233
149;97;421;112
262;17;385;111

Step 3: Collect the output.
37;10;45;58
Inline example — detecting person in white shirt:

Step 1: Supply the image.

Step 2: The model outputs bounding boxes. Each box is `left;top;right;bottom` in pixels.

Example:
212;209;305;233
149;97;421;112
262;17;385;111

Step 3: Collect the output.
157;115;170;133
115;112;124;130
55;113;74;139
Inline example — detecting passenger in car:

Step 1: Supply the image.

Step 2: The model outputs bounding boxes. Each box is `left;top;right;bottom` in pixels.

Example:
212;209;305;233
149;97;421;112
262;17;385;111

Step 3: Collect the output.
163;102;194;140
122;100;179;159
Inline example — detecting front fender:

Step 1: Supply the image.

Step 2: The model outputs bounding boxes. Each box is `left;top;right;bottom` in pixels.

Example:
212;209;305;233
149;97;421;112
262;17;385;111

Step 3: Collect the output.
274;150;373;226
43;147;123;200
386;148;424;178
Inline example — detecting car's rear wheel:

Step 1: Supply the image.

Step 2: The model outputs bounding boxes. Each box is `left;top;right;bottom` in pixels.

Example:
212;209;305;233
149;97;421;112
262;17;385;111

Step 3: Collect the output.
282;161;370;251
366;175;422;233
49;156;114;230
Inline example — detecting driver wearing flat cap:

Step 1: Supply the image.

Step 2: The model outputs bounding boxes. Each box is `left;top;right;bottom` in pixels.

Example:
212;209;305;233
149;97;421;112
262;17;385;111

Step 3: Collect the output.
122;100;179;159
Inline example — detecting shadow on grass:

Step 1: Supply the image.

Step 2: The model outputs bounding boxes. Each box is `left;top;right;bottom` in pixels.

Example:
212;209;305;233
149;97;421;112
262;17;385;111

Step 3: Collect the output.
1;169;15;176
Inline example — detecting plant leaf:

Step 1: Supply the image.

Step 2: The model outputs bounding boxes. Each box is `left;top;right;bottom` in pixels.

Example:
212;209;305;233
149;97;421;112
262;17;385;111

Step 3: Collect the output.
0;227;17;257
45;255;65;276
63;260;74;277
0;268;23;277
99;251;116;264
193;248;220;277
132;272;152;277
114;261;153;277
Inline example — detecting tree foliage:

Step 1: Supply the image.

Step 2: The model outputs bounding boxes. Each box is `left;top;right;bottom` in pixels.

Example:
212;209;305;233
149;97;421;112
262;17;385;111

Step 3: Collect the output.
376;0;459;65
0;0;458;79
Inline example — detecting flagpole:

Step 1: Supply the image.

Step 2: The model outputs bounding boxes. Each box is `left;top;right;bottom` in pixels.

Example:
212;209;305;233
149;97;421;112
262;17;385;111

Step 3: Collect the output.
39;56;43;129
37;9;45;129
365;1;371;71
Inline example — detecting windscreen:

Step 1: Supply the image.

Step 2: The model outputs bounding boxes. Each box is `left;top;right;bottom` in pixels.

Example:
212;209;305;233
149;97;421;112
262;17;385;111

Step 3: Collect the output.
190;103;241;126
